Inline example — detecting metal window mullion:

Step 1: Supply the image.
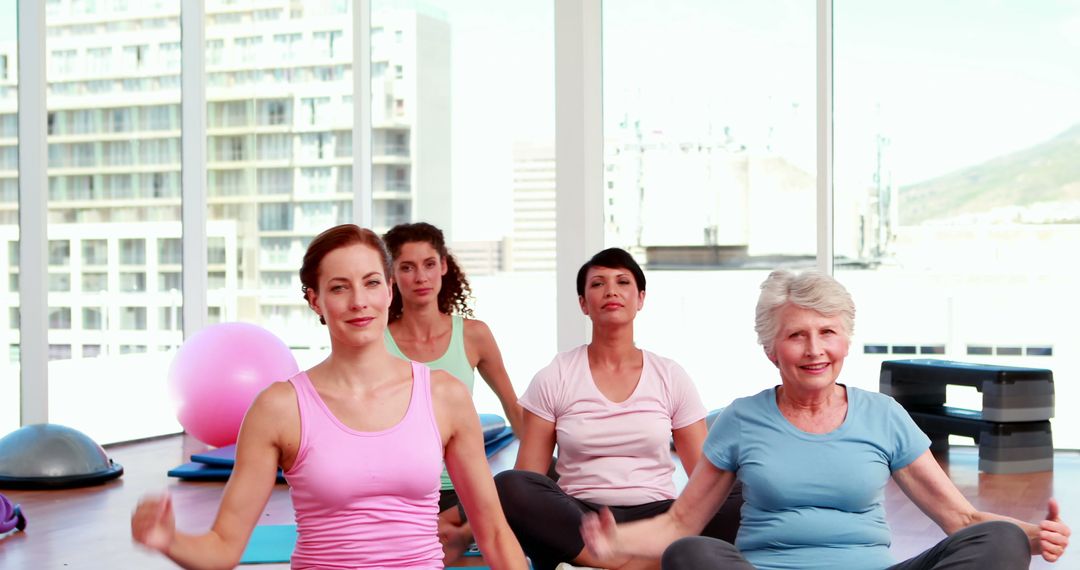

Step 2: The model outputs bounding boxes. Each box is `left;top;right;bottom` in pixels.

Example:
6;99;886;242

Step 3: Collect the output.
17;0;49;425
353;0;372;227
816;0;834;274
181;0;208;338
554;0;604;351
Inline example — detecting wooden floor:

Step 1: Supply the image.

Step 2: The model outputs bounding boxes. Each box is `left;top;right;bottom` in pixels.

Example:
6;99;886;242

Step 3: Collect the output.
0;434;1076;569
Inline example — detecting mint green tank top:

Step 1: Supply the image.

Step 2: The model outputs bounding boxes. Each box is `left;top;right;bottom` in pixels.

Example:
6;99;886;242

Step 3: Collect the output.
384;315;475;392
384;315;476;493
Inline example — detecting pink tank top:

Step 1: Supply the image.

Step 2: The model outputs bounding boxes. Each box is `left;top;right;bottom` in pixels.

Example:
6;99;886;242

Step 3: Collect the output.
285;362;444;569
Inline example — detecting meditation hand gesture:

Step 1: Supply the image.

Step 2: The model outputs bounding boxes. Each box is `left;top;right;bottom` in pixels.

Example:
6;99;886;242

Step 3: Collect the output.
131;494;176;554
580;507;620;561
1039;498;1071;562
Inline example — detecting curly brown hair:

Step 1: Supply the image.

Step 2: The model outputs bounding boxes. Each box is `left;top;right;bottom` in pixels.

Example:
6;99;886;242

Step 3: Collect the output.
383;222;474;322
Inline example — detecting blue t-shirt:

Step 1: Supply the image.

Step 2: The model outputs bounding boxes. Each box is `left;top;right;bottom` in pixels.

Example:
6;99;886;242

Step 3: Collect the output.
703;386;930;570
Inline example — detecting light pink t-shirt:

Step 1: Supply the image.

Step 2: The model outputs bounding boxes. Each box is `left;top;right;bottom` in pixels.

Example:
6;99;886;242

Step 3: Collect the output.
520;345;707;505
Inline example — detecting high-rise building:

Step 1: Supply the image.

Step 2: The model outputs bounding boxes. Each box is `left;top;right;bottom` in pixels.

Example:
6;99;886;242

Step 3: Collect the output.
448;239;506;277
0;38;17;230
0;0;451;354
509;142;555;271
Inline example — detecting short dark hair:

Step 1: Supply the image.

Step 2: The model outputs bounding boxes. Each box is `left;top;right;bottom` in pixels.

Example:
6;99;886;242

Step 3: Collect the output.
575;247;646;296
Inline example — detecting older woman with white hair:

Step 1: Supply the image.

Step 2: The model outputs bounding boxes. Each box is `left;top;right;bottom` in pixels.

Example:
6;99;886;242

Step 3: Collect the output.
581;269;1070;569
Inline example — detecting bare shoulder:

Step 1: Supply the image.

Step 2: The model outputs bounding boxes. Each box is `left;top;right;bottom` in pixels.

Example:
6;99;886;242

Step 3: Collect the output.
233;379;300;454
430;369;472;406
463;317;494;342
463;318;501;360
247;379;299;420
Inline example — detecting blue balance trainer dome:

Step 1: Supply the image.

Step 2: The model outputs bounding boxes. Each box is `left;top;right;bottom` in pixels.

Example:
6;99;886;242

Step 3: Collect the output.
0;424;123;489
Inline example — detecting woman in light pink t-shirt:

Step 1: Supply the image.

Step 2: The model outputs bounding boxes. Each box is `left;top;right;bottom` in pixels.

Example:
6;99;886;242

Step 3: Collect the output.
494;248;743;570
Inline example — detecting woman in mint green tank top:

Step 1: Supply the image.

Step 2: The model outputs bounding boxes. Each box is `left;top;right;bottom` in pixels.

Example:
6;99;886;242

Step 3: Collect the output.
384;222;524;566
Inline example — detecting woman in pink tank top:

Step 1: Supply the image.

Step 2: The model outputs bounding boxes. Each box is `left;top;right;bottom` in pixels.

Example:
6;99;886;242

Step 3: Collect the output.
132;224;527;570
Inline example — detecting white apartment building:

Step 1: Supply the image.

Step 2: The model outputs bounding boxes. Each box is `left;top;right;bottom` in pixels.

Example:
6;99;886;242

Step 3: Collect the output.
509;142;555;272
0;221;239;364
0;0;450;353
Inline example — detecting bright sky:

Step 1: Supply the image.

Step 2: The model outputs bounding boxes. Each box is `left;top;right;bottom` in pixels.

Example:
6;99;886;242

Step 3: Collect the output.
835;0;1080;186
375;0;553;241
0;0;14;42
433;0;1080;238
3;0;1078;238
603;0;1080;186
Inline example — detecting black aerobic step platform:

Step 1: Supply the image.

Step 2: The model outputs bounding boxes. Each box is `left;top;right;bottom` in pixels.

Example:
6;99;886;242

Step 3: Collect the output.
880;359;1055;474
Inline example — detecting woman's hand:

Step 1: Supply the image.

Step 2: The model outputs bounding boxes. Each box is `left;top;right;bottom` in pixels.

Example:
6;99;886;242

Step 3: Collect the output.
580;507;620;561
131;493;175;554
1038;498;1070;562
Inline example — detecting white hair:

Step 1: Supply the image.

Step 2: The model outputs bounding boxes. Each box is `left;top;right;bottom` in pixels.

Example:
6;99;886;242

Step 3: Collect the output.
754;269;855;355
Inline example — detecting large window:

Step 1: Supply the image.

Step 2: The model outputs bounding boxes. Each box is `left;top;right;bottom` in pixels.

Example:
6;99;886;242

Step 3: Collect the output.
0;0;15;435
372;0;556;415
205;0;353;364
603;1;816;411
835;1;1080;448
6;2;1077;451
44;0;183;443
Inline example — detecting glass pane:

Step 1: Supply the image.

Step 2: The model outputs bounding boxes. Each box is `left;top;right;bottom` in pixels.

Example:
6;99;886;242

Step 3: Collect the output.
603;1;816;410
205;0;353;368
835;1;1080;448
371;1;556;415
82;239;108;265
0;0;16;435
45;1;183;443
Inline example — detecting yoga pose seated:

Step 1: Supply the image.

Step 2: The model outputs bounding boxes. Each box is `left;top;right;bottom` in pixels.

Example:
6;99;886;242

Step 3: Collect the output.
131;224;526;570
495;247;743;570
581;269;1071;570
383;221;524;565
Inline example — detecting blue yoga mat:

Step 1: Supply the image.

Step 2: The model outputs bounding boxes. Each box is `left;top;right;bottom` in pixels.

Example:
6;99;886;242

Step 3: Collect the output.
240;525;492;564
180;429;512;479
190;416;508;469
477;414;508;442
483;427;515;456
172;435;513;482
241;524;297;563
166;462;235;480
189;445;239;467
175;415;513;481
167;461;287;483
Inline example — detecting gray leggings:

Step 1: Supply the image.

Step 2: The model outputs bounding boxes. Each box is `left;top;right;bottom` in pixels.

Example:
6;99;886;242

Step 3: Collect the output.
662;520;1030;570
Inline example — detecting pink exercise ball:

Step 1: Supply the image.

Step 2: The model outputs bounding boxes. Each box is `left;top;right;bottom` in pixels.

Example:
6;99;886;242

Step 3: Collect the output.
168;322;299;447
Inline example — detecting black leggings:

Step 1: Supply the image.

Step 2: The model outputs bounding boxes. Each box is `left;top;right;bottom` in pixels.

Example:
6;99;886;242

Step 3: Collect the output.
494;469;743;570
439;489;467;522
661;520;1030;570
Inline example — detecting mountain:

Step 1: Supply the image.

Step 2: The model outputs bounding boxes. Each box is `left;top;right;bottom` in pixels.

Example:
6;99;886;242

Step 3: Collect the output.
898;124;1080;226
